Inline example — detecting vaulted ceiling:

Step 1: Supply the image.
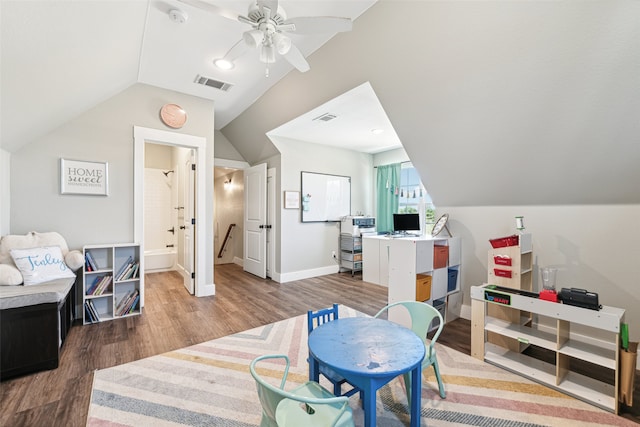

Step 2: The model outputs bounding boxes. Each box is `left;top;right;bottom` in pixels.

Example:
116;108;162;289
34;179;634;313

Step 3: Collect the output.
2;1;639;207
1;0;378;152
221;0;640;206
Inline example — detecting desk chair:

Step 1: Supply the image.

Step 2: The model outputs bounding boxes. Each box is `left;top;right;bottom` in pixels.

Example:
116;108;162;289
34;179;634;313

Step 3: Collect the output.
307;304;360;397
375;301;446;401
250;354;354;427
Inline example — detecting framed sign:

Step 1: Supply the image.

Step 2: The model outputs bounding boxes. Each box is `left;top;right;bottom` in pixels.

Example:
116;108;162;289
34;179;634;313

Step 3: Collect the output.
60;158;109;196
284;191;300;209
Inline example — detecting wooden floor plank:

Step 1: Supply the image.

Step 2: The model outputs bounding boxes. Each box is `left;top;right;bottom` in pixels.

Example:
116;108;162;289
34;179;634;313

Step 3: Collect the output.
1;264;637;426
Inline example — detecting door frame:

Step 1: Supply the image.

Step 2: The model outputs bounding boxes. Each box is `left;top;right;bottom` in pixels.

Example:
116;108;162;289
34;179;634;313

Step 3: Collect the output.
133;126;213;298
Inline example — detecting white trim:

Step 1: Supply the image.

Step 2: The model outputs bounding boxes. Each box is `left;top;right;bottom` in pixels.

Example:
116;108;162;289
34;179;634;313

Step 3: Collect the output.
133;126;214;300
214;158;250;169
278;265;340;283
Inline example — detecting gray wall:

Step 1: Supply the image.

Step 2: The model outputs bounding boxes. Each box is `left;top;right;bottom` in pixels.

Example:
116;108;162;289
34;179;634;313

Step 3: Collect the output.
272;137;373;281
10;82;215;259
444;205;640;340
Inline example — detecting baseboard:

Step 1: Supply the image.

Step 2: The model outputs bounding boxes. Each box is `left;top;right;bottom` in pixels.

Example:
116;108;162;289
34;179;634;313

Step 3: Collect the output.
278;265;340;283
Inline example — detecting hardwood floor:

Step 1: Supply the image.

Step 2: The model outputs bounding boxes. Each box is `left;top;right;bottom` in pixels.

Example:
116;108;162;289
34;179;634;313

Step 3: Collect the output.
1;264;637;426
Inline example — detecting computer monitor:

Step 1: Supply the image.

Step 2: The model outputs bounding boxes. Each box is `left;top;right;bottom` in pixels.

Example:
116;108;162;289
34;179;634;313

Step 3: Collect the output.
393;213;421;234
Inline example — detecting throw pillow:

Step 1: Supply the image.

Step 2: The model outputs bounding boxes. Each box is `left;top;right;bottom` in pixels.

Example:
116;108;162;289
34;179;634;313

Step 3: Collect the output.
10;246;75;286
0;264;23;285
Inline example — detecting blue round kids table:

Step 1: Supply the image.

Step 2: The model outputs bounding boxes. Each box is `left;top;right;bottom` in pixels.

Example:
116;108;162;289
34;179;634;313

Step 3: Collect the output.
308;316;425;427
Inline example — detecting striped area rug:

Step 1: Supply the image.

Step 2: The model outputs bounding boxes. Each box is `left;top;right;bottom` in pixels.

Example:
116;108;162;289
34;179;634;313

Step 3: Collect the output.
87;306;634;426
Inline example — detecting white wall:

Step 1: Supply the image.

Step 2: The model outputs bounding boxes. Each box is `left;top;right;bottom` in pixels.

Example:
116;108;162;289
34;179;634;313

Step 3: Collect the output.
0;149;10;235
272;137;373;281
444;205;640;342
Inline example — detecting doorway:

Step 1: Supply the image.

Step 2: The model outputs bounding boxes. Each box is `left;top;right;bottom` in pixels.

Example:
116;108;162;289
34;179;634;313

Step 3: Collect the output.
214;166;244;266
143;143;195;293
133;126;214;301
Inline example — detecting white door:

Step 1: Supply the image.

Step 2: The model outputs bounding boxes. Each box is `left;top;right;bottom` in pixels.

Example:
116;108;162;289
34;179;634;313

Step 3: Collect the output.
266;168;276;278
244;163;267;278
182;152;195;293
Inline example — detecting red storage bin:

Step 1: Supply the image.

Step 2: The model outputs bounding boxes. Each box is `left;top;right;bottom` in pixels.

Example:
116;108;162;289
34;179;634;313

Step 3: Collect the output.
489;234;519;248
433;246;449;269
494;268;513;278
493;255;512;266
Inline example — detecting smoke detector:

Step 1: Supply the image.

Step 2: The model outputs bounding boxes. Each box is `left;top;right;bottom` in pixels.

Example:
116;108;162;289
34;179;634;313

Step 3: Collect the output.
169;9;188;24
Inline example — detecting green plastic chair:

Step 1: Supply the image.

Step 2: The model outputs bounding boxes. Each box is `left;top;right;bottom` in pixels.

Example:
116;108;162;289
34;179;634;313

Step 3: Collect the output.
375;301;446;401
249;354;355;427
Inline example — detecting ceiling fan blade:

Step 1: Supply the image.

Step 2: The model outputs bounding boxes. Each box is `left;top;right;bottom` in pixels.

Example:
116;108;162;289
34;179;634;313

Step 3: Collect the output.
284;16;352;34
178;0;245;23
259;0;280;17
282;43;310;72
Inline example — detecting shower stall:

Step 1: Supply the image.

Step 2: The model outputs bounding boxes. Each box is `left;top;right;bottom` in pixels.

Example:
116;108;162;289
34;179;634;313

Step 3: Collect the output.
144;168;177;271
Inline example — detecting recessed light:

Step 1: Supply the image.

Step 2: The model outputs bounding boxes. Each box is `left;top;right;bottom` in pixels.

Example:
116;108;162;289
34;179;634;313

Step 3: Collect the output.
214;58;234;70
371;128;384;135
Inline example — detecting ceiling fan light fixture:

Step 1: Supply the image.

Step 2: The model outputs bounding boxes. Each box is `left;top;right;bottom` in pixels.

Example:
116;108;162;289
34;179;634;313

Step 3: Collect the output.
260;44;276;64
272;32;292;55
213;58;234;70
243;29;263;48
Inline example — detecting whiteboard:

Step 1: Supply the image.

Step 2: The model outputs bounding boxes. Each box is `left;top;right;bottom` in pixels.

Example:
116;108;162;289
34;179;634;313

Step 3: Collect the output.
301;172;351;222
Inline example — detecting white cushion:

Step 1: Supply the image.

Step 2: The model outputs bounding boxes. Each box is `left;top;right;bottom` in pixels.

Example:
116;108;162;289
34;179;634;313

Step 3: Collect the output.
0;264;23;286
10;246;75;286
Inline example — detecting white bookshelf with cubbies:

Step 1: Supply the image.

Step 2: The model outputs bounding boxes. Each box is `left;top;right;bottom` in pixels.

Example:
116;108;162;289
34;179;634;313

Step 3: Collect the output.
83;243;143;324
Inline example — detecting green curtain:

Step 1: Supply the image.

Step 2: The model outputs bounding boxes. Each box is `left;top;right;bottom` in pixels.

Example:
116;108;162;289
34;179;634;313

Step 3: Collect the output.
376;163;401;233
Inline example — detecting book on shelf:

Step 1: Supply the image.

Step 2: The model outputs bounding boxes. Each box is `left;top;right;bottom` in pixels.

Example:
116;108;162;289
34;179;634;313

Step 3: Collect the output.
94;275;113;295
84;303;95;323
116;260;140;281
124;262;139;280
85;251;99;271
116;289;139;316
85;300;100;322
87;275;112;296
126;294;140;315
114;256;133;281
86;275;102;295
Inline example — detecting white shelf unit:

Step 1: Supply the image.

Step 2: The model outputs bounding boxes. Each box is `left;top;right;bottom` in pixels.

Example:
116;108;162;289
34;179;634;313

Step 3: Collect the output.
487;233;533;352
382;235;461;329
83;243;143;324
471;283;625;413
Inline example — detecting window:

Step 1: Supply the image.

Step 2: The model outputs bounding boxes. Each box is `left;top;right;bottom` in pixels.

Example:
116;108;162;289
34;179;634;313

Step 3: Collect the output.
398;163;435;227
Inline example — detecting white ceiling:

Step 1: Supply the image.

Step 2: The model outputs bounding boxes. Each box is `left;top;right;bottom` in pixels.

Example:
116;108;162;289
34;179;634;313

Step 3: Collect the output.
1;0;391;153
268;82;401;153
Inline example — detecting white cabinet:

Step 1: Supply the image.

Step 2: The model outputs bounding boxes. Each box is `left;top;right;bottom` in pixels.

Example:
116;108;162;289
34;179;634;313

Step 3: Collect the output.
471;283;625;413
83;243;143;324
362;237;390;286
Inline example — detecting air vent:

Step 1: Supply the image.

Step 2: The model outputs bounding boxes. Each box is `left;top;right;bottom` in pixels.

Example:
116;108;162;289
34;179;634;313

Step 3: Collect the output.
194;75;233;92
313;113;337;122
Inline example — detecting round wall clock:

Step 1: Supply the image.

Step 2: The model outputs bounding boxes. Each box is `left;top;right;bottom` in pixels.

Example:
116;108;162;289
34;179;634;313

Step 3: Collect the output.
431;213;451;237
160;103;187;129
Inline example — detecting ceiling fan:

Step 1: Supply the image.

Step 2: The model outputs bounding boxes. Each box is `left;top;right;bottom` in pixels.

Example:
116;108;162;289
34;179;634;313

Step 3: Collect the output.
178;0;353;75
